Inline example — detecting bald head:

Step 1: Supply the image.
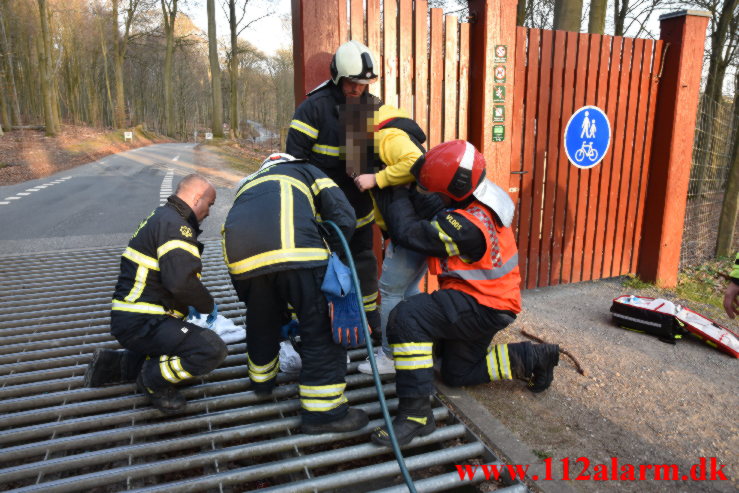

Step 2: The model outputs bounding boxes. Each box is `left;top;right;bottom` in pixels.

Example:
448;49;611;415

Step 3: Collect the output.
176;174;216;223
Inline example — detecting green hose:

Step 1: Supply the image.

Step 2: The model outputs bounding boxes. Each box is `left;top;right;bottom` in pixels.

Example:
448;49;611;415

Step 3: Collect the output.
323;220;417;493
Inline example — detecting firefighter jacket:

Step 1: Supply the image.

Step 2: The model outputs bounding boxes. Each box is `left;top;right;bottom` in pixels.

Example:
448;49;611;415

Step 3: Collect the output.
111;196;213;322
286;80;381;230
222;161;356;280
369;105;427;231
376;187;522;313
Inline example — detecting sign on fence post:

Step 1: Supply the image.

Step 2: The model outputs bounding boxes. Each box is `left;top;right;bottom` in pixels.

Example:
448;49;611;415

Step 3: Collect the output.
564;106;611;168
123;131;133;142
205;133;213;141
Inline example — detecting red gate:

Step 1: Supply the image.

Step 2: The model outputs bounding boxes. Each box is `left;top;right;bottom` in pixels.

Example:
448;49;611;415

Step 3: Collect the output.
510;29;664;289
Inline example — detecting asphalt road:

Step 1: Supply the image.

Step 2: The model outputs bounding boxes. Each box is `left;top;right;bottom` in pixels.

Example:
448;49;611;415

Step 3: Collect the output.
0;143;234;256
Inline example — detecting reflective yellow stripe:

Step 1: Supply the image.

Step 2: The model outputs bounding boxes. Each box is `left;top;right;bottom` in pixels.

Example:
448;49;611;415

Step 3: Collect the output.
363;291;378;311
312;143;340;156
394;357;433;370
227;248;329;275
299;383;346;397
280;181;295;248
160;355;178;383
157;240;200;259
111;300;184;318
356;210;375;228
486;344;512;381
301;395;348;412
235;175;315;215
220;223;229;265
124;265;149;303
407;416;428;425
290;119;318;139
431;219;460;257
248;355;278;373
392;343;433;356
122;247;159;271
311;177;338;195
248;355;279;383
170;356;193;380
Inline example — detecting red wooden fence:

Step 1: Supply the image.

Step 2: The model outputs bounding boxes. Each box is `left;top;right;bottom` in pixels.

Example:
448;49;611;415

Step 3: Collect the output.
510;28;664;289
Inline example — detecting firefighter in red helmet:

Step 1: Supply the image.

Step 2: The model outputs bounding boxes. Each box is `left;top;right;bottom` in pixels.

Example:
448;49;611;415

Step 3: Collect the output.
370;140;560;447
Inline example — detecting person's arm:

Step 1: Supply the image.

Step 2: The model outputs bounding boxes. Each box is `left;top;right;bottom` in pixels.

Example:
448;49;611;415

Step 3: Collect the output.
724;252;739;319
312;169;356;243
286;99;319;160
375;131;423;188
158;224;214;314
375;187;486;261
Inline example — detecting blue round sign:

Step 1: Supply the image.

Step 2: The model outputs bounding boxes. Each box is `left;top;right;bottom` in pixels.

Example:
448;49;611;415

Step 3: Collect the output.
564;106;611;169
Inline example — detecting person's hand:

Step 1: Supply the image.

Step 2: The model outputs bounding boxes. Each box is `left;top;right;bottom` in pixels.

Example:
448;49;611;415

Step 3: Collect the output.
206;303;218;328
723;282;739;319
354;173;377;192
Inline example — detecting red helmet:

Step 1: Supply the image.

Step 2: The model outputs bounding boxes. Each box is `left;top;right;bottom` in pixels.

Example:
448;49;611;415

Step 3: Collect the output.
411;140;486;201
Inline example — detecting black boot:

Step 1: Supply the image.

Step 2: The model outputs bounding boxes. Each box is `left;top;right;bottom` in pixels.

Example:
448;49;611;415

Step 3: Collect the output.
136;373;186;414
528;344;559;393
84;349;130;387
301;408;369;434
370;397;435;447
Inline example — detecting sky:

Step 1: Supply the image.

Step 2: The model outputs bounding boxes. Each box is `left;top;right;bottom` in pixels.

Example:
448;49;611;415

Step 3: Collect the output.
187;0;292;57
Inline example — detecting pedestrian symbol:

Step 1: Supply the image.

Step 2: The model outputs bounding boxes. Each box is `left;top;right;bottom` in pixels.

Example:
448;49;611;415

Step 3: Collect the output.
564;106;610;169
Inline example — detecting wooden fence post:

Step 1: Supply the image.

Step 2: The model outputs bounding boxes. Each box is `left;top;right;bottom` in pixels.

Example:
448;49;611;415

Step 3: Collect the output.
467;0;518;186
637;10;709;288
291;0;346;106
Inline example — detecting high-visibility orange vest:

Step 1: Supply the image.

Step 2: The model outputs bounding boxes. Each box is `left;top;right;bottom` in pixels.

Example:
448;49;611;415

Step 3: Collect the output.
428;202;522;313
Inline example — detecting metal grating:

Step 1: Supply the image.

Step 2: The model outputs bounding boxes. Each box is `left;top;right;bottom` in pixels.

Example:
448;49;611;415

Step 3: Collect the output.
0;242;528;492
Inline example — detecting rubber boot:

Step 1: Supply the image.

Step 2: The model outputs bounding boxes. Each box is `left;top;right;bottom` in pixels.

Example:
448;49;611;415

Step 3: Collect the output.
84;349;131;387
136;360;186;414
370;397;435;447
528;343;559;393
301;408;369;435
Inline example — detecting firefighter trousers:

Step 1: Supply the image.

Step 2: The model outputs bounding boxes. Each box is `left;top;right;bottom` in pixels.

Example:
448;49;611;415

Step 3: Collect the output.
231;267;349;425
111;313;228;390
386;289;521;398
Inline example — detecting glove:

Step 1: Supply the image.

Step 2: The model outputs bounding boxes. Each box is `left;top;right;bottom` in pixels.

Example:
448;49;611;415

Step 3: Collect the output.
280;319;300;340
326;289;366;348
206;303;218;329
188;306;198;320
321;252;367;348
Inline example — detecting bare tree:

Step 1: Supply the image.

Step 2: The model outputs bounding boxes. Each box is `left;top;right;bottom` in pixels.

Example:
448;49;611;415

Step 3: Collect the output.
588;0;607;34
161;0;179;136
553;0;583;32
207;0;223;137
37;0;57;136
0;2;21;126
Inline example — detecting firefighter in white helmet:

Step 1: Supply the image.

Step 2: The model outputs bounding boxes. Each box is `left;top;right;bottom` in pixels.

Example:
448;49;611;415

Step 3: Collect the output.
286;40;383;334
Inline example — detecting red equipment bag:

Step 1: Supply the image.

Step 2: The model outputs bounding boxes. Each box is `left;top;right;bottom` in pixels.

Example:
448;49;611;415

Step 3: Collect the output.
610;295;682;344
674;307;739;358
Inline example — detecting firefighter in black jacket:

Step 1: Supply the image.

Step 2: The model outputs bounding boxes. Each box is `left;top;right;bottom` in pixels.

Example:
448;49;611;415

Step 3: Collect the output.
223;153;368;434
286;40;382;332
84;174;228;414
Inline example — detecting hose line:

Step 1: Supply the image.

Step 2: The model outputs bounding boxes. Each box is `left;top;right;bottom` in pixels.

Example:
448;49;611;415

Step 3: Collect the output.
323;220;417;493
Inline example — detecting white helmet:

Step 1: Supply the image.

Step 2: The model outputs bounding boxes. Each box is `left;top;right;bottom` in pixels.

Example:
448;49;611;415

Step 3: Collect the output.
237;153;303;190
330;40;378;85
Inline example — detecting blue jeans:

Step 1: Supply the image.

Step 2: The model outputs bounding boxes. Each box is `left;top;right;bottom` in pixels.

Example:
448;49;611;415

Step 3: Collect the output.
379;241;428;356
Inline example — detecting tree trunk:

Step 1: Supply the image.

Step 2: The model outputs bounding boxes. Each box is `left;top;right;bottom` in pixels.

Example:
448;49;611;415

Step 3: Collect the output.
112;0;126;128
161;0;178;137
37;0;56;136
716;74;739;257
0;3;21;125
553;0;583;32
613;0;629;36
516;0;526;26
588;0;607;34
208;0;224;138
228;0;239;139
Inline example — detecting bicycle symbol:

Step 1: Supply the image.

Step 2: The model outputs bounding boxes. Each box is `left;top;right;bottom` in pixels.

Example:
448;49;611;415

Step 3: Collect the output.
574;141;599;162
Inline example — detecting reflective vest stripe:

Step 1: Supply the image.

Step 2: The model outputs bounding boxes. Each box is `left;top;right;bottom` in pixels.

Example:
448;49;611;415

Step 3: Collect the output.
227;248;329;275
124;264;149;303
440;253;520;281
235;175;315;216
299;383;346;397
290;119;318;139
356;210;375;228
301;395;348;412
111;300;184;318
431;219;460;257
280;181;295;248
394;357;433;370
311;177;338;195
391;343;433;355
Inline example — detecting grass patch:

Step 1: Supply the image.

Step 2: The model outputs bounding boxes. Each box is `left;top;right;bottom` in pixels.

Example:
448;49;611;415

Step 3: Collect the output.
622;274;653;290
532;449;552;460
200;142;261;175
674;257;730;310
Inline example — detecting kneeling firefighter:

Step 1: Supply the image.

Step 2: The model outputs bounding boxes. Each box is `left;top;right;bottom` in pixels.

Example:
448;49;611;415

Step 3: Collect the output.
223;153;368;434
371;140;560;446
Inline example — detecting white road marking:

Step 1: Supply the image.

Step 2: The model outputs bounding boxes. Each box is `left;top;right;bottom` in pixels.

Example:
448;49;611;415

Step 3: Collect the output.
5;197;20;200
172;155;180;162
0;202;10;205
160;168;174;205
17;193;30;196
